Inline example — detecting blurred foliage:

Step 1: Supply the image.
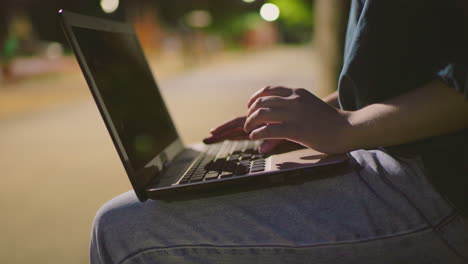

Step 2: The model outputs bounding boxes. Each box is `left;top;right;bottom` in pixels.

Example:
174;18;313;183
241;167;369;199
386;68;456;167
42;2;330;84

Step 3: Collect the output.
209;12;262;38
3;37;18;58
208;0;314;44
0;0;315;57
270;0;314;28
270;0;314;43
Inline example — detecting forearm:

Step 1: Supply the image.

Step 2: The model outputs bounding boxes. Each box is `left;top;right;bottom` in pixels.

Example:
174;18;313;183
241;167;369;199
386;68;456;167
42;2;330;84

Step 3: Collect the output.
343;79;468;151
323;91;340;108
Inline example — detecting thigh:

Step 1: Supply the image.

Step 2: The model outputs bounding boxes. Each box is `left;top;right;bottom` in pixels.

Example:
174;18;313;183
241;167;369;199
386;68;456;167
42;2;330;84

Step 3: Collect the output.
90;150;467;264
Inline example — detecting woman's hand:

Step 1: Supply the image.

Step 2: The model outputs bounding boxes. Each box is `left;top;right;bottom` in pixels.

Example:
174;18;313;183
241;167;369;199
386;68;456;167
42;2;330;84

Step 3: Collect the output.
205;79;468;154
203;87;352;154
203;116;285;153
244;86;352;154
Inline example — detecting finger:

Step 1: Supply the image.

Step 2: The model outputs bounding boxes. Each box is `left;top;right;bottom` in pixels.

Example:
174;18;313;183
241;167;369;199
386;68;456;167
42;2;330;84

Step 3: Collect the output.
259;139;283;153
249;123;289;140
247;86;293;108
210;116;246;135
244;107;289;133
247;96;287;117
225;135;250;141
204;128;248;144
203;134;249;144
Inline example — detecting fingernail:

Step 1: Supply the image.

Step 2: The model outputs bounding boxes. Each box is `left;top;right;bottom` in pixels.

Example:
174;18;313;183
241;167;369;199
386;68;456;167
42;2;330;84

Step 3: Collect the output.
259;143;267;154
203;137;214;144
260;145;271;154
259;146;265;154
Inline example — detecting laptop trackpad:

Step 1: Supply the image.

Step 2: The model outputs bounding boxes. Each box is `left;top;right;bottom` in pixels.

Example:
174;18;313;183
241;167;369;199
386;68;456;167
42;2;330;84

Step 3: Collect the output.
269;149;348;172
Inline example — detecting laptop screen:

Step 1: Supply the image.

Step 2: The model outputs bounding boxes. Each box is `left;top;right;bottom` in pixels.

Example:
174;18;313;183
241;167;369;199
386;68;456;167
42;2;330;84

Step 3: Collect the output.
72;26;178;171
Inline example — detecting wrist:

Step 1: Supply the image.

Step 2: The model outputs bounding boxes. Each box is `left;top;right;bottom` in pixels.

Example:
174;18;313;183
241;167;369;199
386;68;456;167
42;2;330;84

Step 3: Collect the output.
323;91;340;108
337;109;360;153
339;104;390;152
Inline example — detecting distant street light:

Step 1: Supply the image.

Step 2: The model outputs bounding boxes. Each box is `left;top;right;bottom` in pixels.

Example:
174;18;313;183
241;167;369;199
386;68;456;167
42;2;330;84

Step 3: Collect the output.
260;3;280;22
101;0;119;14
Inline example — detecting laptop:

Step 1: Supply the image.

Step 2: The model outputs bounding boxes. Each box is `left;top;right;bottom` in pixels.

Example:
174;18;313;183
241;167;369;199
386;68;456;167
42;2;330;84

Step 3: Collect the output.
59;10;349;202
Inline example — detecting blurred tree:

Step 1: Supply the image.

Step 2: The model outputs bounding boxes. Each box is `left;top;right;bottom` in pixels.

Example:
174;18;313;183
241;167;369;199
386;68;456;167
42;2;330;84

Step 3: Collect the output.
315;0;350;95
0;0;315;57
270;0;314;43
270;0;313;27
0;1;13;80
0;3;9;48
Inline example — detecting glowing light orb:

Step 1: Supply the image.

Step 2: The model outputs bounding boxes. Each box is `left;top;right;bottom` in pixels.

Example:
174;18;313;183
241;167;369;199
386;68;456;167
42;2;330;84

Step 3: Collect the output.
101;0;119;14
260;3;280;22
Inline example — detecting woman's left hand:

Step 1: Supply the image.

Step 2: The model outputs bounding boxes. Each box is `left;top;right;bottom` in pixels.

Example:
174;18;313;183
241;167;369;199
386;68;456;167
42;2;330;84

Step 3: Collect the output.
244;86;353;154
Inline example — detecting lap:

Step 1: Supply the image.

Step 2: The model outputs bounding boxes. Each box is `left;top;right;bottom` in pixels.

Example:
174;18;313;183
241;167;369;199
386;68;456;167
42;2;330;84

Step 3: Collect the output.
90;149;468;264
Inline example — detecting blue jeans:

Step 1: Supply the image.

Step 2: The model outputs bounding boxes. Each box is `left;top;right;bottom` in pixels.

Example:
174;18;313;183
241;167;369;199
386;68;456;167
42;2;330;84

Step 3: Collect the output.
90;150;468;263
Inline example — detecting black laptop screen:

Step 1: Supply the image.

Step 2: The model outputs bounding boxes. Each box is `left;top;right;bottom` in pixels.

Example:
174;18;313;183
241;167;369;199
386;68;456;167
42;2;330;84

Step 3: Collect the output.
72;26;178;171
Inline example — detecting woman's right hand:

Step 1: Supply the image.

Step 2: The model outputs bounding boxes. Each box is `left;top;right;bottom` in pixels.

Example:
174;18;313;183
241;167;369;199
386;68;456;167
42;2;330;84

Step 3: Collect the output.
203;116;284;153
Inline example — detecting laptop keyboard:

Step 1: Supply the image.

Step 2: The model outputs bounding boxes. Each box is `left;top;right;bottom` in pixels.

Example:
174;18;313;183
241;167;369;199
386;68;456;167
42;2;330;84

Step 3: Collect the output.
178;140;268;184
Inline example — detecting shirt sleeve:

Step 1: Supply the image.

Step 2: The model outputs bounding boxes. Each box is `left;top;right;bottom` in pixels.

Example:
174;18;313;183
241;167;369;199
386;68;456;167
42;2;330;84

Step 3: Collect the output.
438;63;468;100
437;1;468;100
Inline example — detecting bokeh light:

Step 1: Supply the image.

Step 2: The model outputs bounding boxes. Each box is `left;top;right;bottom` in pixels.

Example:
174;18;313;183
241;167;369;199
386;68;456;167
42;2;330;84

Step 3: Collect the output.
100;0;119;14
185;10;212;28
260;3;280;22
243;0;256;3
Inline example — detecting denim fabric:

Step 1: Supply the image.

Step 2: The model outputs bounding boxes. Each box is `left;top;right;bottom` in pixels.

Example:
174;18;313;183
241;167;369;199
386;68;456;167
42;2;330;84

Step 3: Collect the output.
90;150;468;264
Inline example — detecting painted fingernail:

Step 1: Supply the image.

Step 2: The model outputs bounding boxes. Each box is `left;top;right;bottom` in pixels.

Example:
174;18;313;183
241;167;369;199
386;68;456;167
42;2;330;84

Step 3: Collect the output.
259;146;265;154
203;137;214;143
259;142;268;153
260;145;271;154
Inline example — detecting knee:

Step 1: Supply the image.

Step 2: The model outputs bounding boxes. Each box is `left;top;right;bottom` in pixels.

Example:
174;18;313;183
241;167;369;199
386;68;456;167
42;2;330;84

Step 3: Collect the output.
90;191;140;263
93;191;138;232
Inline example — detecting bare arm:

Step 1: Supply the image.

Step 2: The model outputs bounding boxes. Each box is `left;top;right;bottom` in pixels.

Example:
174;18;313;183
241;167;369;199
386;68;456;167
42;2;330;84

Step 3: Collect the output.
204;89;342;153
343;79;468;151
322;90;340;108
244;80;468;154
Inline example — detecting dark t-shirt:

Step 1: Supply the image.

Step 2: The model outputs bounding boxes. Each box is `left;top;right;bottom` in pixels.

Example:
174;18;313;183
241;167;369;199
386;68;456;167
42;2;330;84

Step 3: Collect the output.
339;0;468;214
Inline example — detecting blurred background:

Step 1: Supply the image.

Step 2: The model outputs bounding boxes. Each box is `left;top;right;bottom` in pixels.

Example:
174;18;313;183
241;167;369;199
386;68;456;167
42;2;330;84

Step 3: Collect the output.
0;0;349;263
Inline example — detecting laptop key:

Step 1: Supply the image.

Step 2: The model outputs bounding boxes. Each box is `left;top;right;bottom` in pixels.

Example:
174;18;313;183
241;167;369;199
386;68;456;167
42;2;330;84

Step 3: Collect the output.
222;161;238;172
251;168;264;173
191;172;206;180
179;177;190;184
239;160;251;166
235;165;249;175
209;159;225;171
190;179;203;183
240;153;253;160
252;159;266;165
219;172;233;178
204;171;220;180
228;155;240;162
191;175;205;182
